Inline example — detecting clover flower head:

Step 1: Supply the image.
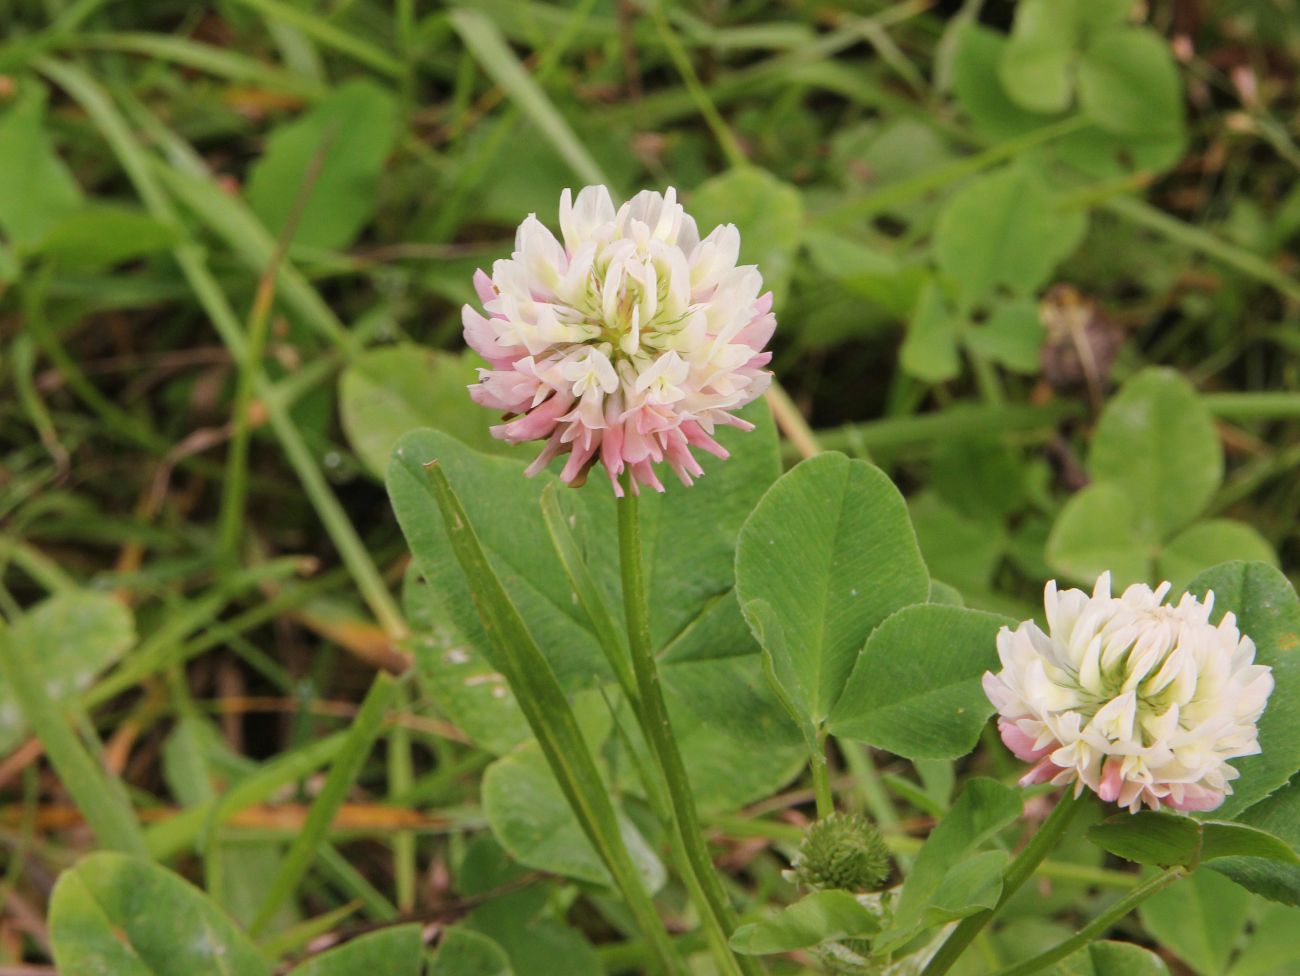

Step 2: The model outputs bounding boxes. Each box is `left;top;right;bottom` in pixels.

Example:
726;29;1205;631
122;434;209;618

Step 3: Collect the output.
792;813;891;893
983;572;1273;813
462;185;775;495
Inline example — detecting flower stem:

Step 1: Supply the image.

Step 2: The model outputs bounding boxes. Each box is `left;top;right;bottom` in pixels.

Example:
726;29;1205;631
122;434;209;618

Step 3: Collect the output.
920;787;1087;976
988;867;1185;976
617;485;760;976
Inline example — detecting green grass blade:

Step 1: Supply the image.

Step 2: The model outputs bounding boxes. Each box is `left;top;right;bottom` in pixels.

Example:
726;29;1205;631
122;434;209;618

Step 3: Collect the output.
231;0;404;77
249;672;399;935
413;459;679;974
66;32;326;97
0;623;147;857
448;9;608;187
146;732;350;859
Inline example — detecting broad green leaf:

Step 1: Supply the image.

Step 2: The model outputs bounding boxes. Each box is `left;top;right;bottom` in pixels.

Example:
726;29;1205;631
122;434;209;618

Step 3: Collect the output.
481;741;665;891
388;405;802;808
1089;368;1222;540
690;167;803;307
952;26;1058;142
389;455;673;965
924;849;1008;923
1078;28;1185;139
456;844;601;976
999;0;1078;114
900;279;960;382
934;163;1088;308
402;566;528;755
1046;482;1152;587
0;591;135;752
0;88;83;246
1159;521;1277;593
33;206;178;268
289;926;424;975
1055;122;1187;181
1049;940;1170;976
1088;812;1299;868
430;928;514;976
729;890;880;955
245;79;399;251
830;604;1008;760
736;452;930;725
967;298;1045;374
339;344;520;479
1186;562;1300;818
49;853;271;976
1139;869;1251;976
882;778;1022;948
1215;776;1300;906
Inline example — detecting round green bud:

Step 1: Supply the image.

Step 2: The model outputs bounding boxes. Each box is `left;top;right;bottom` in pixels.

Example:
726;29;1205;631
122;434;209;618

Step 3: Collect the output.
792;813;891;893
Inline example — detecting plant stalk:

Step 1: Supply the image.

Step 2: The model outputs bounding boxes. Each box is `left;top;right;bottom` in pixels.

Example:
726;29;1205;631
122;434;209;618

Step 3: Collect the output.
920;787;1086;976
617;483;760;976
988;867;1185;976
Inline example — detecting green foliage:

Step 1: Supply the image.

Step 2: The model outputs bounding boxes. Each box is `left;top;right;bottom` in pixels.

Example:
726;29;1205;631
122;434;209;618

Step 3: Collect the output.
289;927;425;975
729;890;881;955
736;452;930;728
1049;370;1277;588
1048;940;1170;976
1186;562;1300;819
878;778;1023;951
430;928;515;976
3;0;1297;972
830;604;1008;760
49;853;271;976
690;167;804;307
339;344;519;478
245;79;400;252
0;85;84;248
1139;870;1253;976
0;591;134;752
1087;812;1299;868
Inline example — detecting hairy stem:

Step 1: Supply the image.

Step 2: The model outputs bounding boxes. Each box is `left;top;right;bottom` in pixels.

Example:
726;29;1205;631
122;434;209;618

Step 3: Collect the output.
920;787;1087;976
618;484;759;976
989;867;1185;976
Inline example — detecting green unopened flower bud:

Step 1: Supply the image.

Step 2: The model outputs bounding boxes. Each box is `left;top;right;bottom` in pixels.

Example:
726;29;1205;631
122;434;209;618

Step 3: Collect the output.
792;814;891;893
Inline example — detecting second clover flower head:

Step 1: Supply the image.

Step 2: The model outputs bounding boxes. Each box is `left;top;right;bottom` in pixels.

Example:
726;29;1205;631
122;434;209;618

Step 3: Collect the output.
462;185;776;495
983;572;1273;813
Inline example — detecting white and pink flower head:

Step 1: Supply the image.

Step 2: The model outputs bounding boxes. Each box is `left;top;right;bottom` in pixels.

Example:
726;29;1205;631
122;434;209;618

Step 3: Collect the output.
983;572;1273;813
462;185;775;495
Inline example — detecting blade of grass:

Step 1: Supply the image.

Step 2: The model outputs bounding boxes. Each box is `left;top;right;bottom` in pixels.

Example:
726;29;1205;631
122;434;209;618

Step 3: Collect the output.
64;32;326;98
1103;195;1300;306
231;0;404;77
36;59;405;641
146;732;350;859
413;458;679;974
388;681;417;914
249;671;399;935
449;8;607;187
217;119;335;566
0;621;147;857
149;162;357;359
649;3;747;169
814;114;1093;229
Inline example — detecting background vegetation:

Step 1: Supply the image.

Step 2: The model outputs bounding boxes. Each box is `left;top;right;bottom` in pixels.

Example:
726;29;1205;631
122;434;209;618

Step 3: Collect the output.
1;0;1298;972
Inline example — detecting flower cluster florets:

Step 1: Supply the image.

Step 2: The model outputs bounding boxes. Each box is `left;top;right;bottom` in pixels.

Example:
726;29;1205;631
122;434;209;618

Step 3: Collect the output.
463;186;775;495
983;572;1273;813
